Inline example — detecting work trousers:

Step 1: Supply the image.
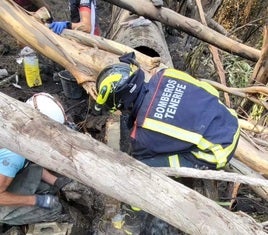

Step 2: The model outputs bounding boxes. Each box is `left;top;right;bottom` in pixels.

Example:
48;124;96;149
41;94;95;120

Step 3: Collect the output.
139;152;213;169
0;164;63;225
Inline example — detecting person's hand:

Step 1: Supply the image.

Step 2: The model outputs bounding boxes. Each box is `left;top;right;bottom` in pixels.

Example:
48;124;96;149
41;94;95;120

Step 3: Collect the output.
35;194;59;209
49;21;70;34
54;176;73;191
49;176;73;194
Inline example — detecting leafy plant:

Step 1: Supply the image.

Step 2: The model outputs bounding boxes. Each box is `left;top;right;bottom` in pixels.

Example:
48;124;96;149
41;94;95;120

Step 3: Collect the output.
223;53;253;88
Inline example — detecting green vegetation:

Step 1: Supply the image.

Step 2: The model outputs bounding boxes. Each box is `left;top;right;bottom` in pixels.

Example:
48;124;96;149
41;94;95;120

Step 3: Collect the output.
223;53;253;88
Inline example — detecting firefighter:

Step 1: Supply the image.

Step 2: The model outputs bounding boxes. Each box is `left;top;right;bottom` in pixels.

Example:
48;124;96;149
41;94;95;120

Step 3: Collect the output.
95;52;239;170
94;52;240;234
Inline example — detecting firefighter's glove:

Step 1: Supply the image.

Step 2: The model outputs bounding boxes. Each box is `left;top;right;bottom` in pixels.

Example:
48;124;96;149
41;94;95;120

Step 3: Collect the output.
151;0;163;7
36;194;59;209
49;21;71;34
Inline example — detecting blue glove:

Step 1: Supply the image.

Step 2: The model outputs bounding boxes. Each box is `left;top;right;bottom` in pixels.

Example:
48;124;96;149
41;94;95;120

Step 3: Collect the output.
35;194;59;209
49;21;70;35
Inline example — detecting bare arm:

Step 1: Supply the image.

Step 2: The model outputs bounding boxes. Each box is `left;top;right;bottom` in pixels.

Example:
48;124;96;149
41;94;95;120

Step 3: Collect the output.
71;7;91;33
0;168;58;206
0;174;36;206
41;168;57;185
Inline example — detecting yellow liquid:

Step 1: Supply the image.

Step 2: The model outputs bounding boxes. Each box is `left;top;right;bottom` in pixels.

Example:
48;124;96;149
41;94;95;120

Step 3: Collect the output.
23;56;42;87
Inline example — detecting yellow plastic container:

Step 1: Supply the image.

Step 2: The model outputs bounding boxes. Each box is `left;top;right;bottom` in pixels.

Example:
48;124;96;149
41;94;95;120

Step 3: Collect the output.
23;55;42;87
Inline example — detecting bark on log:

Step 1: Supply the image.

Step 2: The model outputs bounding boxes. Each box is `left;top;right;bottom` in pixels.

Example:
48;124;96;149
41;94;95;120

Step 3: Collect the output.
102;0;261;62
60;30;164;71
0;92;266;235
250;23;268;85
215;0;268;43
107;6;174;67
235;136;268;178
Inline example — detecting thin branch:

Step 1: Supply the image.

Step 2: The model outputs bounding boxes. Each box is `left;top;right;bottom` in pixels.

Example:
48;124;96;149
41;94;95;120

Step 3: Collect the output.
201;79;268;109
156;167;268;187
228;16;268;37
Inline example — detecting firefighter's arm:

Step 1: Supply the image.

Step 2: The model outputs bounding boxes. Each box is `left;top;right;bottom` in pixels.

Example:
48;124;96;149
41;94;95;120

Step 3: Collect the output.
71;7;91;33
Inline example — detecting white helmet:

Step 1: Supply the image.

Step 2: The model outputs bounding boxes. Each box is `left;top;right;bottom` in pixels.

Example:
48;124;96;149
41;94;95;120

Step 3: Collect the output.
26;92;66;124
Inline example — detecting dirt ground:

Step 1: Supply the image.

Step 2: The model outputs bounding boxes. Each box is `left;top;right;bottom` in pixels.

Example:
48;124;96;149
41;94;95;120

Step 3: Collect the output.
0;0;267;234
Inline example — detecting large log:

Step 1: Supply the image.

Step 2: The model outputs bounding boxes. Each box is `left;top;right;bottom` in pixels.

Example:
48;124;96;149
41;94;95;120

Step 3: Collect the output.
102;0;261;62
0;92;266;235
107;6;174;68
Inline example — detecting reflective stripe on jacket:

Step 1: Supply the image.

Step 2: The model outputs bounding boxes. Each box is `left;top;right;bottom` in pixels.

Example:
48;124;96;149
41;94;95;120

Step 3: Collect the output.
131;68;240;169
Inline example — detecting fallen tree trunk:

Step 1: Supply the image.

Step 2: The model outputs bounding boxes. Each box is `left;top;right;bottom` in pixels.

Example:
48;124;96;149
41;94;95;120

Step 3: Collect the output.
235;136;268;178
60;30;164;72
0;92;266;235
250;22;268;85
102;0;261;62
107;6;174;67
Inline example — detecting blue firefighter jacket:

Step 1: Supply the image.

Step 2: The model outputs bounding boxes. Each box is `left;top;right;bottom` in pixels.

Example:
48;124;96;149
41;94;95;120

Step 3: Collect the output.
130;68;240;169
